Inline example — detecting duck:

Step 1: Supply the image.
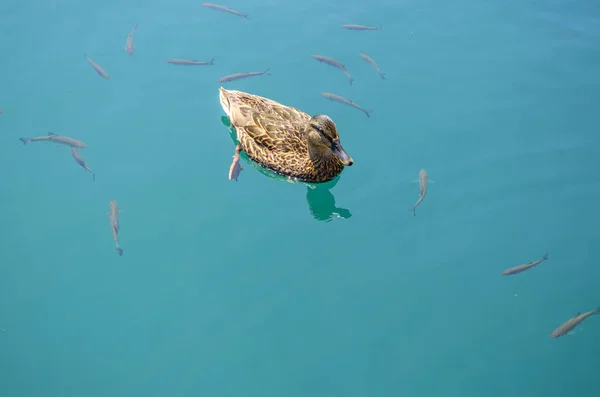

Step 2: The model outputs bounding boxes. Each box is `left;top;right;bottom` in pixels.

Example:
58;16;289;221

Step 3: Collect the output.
218;87;354;183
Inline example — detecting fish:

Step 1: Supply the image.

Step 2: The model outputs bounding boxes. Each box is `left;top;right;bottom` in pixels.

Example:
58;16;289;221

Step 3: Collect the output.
84;53;110;79
19;132;87;148
342;24;381;31
360;53;386;79
109;200;123;256
202;3;249;18
228;144;243;181
411;169;428;215
551;308;599;338
312;55;353;85
321;92;371;118
218;69;270;83
166;58;215;66
124;24;139;55
502;253;548;276
71;147;95;181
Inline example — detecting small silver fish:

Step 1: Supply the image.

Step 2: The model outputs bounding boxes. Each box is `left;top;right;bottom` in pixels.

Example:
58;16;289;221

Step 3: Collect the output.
342;24;381;31
312;55;353;85
166;58;215;66
551;308;599;338
321;92;371;118
202;3;249;18
502;253;548;276
85;53;110;80
19;132;87;148
109;200;123;256
124;24;139;56
411;169;428;215
71;147;95;181
218;69;270;83
360;53;385;79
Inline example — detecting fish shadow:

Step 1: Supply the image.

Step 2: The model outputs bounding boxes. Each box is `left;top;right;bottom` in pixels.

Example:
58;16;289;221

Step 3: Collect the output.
221;116;352;222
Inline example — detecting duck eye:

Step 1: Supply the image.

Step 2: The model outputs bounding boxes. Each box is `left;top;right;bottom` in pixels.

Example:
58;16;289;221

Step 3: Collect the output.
311;124;334;144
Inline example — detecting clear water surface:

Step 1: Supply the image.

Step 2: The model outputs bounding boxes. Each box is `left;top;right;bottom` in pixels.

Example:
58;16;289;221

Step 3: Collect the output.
1;0;599;396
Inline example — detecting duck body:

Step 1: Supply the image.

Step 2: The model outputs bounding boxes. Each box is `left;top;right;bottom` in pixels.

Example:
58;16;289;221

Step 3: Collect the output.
219;87;353;183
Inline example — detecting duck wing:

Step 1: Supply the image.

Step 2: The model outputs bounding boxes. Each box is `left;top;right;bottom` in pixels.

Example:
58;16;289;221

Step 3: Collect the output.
243;110;301;151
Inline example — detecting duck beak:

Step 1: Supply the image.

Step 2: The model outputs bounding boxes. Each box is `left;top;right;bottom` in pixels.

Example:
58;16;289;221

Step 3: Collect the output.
331;141;353;166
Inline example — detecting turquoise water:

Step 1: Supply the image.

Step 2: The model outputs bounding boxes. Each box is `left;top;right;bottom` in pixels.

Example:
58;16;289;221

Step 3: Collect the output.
1;0;600;395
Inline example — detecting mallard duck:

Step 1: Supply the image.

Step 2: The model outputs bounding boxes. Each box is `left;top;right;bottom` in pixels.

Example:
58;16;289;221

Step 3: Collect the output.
218;87;354;183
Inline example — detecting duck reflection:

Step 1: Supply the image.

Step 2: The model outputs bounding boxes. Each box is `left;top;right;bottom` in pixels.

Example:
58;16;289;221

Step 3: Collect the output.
305;178;352;222
221;116;352;222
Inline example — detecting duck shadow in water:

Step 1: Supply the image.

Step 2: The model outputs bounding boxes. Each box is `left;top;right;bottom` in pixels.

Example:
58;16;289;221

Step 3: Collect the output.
221;116;352;222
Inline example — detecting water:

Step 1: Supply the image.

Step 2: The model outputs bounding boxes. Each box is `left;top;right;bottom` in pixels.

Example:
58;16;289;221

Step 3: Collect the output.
1;0;600;396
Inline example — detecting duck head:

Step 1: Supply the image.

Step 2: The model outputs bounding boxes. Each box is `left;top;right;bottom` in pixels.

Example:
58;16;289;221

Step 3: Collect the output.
307;114;354;166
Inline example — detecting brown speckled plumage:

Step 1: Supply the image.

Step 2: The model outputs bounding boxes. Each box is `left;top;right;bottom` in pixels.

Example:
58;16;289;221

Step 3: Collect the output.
219;87;354;183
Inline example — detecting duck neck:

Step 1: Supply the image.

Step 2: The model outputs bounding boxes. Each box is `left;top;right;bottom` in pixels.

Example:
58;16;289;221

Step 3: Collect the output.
308;143;342;172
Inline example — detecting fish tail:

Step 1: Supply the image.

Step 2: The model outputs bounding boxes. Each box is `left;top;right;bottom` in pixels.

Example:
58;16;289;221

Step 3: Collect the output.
542;252;549;261
262;68;271;75
134;24;139;30
379;72;386;79
210;57;215;65
92;173;96;182
364;109;373;118
18;137;29;145
349;76;354;85
116;247;123;256
594;307;600;315
379;25;383;30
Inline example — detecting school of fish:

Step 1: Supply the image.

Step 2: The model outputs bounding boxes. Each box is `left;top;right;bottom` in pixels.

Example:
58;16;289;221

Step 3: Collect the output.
10;4;597;338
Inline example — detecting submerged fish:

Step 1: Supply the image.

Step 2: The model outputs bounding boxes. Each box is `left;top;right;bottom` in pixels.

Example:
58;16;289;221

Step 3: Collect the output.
321;92;371;118
218;69;270;83
202;3;249;18
166;58;215;66
19;132;87;148
551;308;599;338
124;24;139;55
109;200;123;256
342;24;381;31
312;55;353;85
360;53;386;79
228;144;243;181
71;147;95;181
85;53;110;80
502;253;548;276
411;169;428;215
